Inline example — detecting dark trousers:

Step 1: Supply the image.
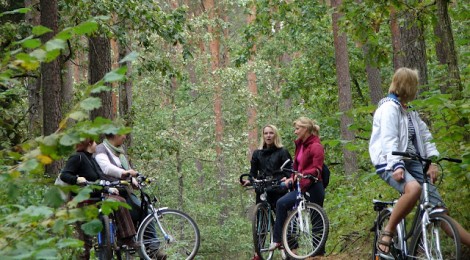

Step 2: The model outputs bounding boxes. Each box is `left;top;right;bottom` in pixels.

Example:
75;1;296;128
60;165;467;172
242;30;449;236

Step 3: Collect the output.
273;181;325;253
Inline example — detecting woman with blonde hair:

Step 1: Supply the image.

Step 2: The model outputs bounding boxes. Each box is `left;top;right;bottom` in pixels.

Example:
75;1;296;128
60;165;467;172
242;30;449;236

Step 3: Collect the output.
270;117;326;256
241;124;292;260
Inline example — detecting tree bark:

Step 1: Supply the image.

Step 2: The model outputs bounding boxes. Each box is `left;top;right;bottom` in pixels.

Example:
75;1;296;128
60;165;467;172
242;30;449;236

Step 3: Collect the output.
204;0;227;224
331;0;357;175
89;35;114;120
435;0;462;99
26;0;42;137
400;7;428;88
40;0;62;175
247;5;258;158
390;6;403;70
362;44;383;105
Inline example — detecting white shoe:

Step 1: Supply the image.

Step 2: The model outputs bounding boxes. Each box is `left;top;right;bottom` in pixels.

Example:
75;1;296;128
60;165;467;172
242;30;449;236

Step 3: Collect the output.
268;242;281;251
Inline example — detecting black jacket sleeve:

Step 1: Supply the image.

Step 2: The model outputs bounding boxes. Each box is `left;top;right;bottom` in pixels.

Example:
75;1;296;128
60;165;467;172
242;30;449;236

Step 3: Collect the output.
249;150;260;179
60;153;81;184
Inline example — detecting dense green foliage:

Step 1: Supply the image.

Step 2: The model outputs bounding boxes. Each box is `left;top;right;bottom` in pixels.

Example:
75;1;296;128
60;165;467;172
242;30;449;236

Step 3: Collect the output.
0;1;468;259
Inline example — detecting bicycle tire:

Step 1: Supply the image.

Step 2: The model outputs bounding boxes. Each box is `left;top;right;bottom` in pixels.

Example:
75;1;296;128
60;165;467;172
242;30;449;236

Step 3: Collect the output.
409;212;461;260
252;202;274;260
137;208;200;260
97;214;114;260
282;202;329;259
371;209;394;260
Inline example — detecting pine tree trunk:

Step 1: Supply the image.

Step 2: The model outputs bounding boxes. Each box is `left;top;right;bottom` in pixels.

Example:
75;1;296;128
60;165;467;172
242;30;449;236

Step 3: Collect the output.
247;5;258;158
390;6;403;70
331;0;357;175
400;7;428;88
362;44;383;105
435;0;462;99
40;0;63;175
89;36;114;120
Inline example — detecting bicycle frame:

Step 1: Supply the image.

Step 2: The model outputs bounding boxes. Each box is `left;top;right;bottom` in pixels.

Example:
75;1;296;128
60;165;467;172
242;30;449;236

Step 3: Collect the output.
373;152;462;260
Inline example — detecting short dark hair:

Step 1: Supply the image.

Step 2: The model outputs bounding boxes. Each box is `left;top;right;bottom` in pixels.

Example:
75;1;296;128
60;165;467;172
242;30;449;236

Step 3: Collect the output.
76;138;93;152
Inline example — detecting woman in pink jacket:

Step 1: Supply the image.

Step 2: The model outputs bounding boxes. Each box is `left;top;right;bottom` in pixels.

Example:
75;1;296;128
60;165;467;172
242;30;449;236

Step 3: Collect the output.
270;117;326;255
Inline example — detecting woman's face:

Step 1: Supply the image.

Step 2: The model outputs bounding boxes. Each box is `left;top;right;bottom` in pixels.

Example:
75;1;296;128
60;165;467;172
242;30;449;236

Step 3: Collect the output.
112;134;127;146
263;127;275;147
294;124;309;141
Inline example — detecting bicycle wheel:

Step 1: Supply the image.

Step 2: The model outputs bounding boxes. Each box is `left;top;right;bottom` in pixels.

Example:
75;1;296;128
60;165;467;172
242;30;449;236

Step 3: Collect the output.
282;203;329;259
409;212;461;260
252;203;274;260
137;208;200;260
371;209;394;260
97;214;114;260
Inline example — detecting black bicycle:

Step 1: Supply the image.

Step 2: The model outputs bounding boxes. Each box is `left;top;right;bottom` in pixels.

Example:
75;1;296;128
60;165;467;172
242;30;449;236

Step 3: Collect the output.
83;179;133;260
239;172;285;260
371;152;462;260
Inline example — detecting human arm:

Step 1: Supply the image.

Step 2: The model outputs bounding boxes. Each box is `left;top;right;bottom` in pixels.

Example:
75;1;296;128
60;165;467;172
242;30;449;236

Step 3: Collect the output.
378;102;405;172
60;154;83;185
243;150;260;186
95;152;137;179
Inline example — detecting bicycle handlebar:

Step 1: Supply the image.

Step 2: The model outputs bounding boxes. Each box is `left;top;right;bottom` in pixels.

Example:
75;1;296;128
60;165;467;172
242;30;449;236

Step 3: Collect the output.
391;151;462;164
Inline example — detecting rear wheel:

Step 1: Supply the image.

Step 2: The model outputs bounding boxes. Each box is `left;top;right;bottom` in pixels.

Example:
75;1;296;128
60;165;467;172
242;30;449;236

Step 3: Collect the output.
282;203;329;259
252;203;274;260
409;212;461;260
371;209;393;260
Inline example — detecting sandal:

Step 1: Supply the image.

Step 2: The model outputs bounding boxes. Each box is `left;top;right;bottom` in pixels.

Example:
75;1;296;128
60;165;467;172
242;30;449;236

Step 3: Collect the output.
376;231;394;255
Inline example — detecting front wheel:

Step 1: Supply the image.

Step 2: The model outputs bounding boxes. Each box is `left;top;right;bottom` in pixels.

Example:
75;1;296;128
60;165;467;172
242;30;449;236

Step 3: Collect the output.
137;209;200;260
252;202;274;260
97;214;114;260
409;212;461;260
282;203;329;259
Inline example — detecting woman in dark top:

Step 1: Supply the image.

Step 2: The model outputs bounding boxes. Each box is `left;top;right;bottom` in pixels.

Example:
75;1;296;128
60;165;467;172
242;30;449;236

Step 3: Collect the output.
241;124;292;260
60;138;139;259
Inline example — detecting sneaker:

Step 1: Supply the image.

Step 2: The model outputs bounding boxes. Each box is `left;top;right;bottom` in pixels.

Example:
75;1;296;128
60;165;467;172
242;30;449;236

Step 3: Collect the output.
268;242;282;251
251;254;261;260
121;237;142;250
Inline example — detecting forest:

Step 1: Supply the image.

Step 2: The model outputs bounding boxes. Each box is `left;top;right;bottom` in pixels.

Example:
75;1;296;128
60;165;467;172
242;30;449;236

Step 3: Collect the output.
0;0;468;259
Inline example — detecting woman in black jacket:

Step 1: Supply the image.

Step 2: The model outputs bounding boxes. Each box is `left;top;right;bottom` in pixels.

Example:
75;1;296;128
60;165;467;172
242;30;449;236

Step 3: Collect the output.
241;124;292;260
61;138;140;259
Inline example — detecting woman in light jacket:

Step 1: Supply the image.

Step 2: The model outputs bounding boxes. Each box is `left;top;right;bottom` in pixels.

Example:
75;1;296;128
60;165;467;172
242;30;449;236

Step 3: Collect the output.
369;67;470;256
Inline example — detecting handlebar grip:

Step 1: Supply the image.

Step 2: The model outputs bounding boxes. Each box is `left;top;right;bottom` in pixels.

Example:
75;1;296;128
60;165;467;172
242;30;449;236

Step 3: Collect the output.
442;157;462;163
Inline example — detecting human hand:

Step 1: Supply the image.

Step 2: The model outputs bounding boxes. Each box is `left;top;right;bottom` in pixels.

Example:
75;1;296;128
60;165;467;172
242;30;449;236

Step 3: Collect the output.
392;168;405;182
131;177;138;188
76;177;87;184
427;163;438;184
241;179;251;186
122;169;138;178
108;188;119;195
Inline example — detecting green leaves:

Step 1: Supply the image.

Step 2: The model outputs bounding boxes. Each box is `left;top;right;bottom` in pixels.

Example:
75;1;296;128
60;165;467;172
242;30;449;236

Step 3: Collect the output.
81;219;103;236
80;97;102;111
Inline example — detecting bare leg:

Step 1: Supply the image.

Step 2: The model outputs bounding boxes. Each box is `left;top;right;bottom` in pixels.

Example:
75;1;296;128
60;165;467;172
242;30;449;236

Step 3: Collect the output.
441;215;470;247
379;180;421;252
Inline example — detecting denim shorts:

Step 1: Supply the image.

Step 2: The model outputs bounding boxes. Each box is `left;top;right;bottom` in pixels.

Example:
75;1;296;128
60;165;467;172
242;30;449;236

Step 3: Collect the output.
378;160;445;208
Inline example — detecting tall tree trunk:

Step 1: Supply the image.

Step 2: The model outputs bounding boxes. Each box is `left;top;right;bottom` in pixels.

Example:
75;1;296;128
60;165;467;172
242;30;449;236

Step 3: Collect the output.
118;43;133;149
331;0;357;175
40;0;62;175
400;7;428;88
390;6;403;70
435;0;462;99
204;0;226;223
89;36;114;120
362;44;383;105
26;0;42;138
247;5;258;158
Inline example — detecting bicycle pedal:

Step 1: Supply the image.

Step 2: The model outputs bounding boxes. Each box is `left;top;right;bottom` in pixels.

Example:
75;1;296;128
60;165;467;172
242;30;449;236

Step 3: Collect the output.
378;253;394;260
